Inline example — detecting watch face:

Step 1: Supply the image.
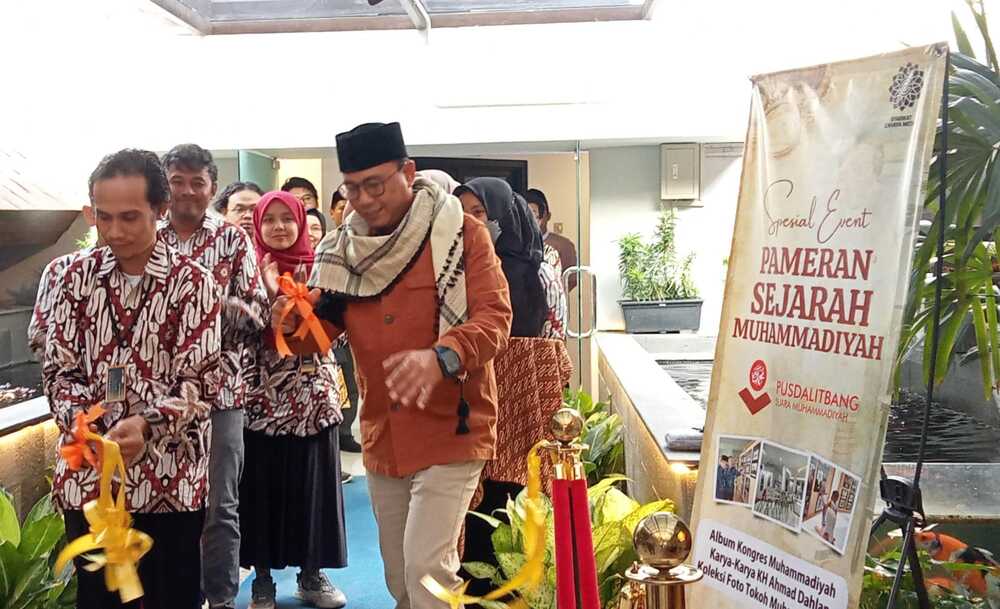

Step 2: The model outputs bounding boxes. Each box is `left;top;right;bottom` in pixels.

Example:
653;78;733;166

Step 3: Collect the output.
439;348;461;375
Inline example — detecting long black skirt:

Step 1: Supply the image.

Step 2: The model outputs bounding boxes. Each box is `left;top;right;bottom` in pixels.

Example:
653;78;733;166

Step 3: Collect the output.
239;426;348;570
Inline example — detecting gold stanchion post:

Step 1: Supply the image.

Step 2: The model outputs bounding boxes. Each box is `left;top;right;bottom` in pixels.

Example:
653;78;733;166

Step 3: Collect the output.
539;408;587;481
617;512;704;609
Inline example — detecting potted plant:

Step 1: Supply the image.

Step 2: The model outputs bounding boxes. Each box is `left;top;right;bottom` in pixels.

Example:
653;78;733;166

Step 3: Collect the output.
617;208;701;333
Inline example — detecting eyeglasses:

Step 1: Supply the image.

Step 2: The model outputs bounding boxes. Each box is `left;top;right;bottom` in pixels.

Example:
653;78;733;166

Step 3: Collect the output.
338;162;404;200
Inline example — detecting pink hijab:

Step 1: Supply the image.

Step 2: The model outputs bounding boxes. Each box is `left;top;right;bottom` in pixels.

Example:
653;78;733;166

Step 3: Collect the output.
253;191;315;277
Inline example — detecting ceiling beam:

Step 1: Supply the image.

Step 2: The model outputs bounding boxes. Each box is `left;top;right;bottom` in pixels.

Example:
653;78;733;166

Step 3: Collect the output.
641;0;659;20
398;0;432;41
148;0;211;34
145;2;646;36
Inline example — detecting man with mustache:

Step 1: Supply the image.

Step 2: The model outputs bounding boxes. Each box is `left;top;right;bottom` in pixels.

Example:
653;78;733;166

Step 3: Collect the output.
267;122;512;608
159;144;268;609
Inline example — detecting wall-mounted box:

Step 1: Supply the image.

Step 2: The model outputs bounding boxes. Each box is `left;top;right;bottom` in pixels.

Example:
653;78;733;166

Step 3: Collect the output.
660;143;700;201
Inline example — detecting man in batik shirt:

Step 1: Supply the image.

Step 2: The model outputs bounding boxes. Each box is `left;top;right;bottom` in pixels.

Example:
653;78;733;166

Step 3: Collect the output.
158;143;267;609
44;148;222;609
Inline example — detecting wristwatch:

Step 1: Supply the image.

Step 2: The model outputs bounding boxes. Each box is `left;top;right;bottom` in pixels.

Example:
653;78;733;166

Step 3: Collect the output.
434;346;462;379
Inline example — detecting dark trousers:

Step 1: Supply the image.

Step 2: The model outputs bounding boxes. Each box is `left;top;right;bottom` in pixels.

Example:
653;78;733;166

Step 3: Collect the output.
333;344;360;435
64;509;205;609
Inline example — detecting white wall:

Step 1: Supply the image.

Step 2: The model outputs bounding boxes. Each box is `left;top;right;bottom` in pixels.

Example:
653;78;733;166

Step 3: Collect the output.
216;157;239;192
589;145;742;335
1;0;958;207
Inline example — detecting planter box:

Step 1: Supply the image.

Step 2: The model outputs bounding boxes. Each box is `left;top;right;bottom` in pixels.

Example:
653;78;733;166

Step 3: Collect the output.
620;299;702;334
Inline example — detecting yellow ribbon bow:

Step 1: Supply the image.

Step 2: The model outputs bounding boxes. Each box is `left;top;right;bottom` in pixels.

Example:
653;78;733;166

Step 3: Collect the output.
275;272;331;357
421;442;546;609
55;423;153;603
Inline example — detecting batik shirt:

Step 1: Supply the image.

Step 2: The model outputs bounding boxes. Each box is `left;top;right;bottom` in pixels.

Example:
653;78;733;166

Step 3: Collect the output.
244;339;344;437
539;261;567;340
158;214;267;411
28;251;82;360
43;239;221;513
544;244;563;279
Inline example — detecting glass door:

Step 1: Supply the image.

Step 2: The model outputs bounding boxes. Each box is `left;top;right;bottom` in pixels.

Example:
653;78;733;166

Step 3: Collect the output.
564;141;595;393
238;150;278;191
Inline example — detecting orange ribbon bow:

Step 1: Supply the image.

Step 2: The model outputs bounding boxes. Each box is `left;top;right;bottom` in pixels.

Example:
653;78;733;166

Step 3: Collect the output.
59;403;107;470
275;273;331;357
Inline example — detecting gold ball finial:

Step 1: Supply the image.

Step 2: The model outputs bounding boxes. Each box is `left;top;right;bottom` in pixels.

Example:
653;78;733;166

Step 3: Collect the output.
550;408;584;444
632;512;692;569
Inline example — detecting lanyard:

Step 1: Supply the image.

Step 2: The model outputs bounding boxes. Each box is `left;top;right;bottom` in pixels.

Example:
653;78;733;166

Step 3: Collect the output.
102;274;151;351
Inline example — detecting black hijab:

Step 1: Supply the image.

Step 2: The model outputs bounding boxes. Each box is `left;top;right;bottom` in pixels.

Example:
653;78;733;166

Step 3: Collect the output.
456;177;547;338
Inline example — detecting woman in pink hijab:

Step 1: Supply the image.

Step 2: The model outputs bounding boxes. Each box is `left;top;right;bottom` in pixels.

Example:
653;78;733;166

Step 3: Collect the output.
240;191;349;609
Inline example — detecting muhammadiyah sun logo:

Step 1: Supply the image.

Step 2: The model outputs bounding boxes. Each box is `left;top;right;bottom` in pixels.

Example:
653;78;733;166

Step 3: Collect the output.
889;62;925;112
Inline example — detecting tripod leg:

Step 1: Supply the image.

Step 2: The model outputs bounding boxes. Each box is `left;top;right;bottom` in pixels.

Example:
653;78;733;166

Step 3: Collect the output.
869;512;888;540
905;524;931;609
886;519;918;609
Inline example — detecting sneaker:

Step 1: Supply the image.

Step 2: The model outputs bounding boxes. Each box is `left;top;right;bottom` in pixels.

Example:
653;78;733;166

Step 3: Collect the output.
297;571;347;609
341;472;354;484
340;435;363;453
249;576;276;609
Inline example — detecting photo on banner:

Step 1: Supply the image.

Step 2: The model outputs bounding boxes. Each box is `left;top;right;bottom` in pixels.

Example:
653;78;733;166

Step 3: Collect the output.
714;435;762;506
750;441;809;533
801;454;861;555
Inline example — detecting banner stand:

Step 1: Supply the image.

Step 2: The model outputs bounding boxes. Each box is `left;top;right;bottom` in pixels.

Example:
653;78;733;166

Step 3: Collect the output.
687;43;949;609
871;46;950;609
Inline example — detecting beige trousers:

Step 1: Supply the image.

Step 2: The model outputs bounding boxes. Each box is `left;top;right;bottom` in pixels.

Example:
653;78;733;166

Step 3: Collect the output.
367;460;486;609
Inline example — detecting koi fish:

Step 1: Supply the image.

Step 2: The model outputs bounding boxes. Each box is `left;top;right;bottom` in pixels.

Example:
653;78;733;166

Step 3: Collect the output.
951;546;1000;607
913;528;968;562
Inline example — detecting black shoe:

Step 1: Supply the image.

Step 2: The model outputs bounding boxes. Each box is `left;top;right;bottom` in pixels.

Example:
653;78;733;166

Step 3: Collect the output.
340;435;362;453
341;472;354;484
249;576;276;609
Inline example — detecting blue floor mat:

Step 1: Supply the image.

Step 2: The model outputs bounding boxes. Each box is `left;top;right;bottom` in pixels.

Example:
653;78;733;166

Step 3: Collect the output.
235;476;395;608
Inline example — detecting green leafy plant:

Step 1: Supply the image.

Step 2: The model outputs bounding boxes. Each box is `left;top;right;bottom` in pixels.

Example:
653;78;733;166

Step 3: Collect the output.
563;389;625;487
896;1;1000;398
464;475;675;609
0;489;76;609
862;549;988;609
75;227;97;251
617;208;698;302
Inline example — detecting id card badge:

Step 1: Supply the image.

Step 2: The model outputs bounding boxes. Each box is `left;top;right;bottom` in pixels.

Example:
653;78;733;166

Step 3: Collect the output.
105;366;127;403
300;355;317;374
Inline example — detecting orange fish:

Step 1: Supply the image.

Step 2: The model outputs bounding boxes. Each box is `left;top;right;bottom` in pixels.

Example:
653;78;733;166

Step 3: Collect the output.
952;546;1000;601
914;529;968;562
926;576;956;590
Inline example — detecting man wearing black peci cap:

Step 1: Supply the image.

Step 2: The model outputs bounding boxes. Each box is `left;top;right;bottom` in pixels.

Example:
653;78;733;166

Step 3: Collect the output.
263;122;512;608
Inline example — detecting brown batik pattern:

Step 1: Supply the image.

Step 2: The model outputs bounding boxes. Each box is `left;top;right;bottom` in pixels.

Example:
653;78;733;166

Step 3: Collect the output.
43;239;221;513
159;214;267;411
244;341;345;437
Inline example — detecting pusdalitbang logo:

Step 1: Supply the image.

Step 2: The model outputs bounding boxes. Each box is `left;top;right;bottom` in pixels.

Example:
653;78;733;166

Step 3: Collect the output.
889;62;925;111
738;359;771;415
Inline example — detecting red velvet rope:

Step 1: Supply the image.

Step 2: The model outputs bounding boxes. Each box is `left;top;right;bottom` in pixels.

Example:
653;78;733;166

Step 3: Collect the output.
551;479;600;609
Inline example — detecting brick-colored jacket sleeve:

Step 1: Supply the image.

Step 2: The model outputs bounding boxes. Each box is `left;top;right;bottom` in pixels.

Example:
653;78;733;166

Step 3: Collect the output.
436;218;512;373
